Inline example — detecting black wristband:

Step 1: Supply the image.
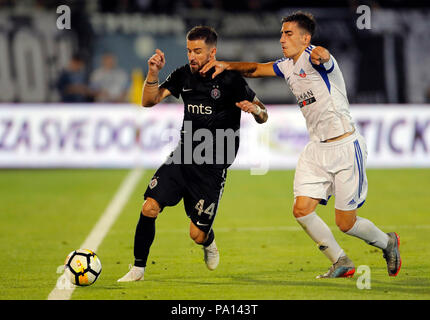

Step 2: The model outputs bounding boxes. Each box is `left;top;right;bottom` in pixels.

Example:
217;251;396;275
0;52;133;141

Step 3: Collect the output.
145;80;158;85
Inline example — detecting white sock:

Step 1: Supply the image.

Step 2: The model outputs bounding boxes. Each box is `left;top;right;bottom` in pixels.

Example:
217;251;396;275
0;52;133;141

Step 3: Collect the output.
345;216;389;249
296;212;345;263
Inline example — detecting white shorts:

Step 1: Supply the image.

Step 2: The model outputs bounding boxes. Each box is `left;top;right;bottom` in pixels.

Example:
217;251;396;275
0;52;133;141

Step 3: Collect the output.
294;130;368;210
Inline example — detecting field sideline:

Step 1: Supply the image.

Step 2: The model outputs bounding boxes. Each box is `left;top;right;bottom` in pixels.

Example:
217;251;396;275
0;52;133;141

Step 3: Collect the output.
0;168;429;300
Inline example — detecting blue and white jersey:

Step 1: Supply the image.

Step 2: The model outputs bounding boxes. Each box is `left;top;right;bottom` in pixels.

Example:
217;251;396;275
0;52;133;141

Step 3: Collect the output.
273;45;355;142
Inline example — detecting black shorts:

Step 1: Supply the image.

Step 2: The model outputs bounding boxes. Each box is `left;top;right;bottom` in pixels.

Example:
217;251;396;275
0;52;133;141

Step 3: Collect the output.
144;162;227;233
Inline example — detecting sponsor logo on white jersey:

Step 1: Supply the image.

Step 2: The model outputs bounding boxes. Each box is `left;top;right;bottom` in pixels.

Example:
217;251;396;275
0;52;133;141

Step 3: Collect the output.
296;89;316;108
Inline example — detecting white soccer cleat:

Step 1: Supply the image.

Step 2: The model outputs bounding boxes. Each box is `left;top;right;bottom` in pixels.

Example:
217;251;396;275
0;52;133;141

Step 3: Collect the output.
203;241;219;270
117;265;145;282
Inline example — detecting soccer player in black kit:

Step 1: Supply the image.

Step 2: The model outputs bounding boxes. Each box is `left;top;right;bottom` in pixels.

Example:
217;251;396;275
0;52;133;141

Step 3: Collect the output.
118;26;268;282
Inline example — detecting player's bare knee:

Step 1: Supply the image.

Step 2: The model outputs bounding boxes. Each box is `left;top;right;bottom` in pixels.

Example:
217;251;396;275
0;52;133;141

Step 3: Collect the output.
335;217;355;233
141;207;159;218
293;207;306;218
293;197;319;218
141;198;160;218
293;203;312;218
194;233;207;244
335;210;356;233
336;221;351;233
190;229;206;244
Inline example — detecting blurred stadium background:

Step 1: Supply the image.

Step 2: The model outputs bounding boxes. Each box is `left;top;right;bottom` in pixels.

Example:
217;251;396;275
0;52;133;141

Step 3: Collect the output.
1;0;430;301
1;0;429;169
1;0;430;104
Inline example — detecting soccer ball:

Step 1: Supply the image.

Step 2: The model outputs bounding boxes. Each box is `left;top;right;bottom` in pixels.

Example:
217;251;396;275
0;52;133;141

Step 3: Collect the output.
64;249;102;286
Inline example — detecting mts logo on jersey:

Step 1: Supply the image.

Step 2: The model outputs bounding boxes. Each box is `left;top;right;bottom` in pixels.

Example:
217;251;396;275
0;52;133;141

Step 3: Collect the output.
297;89;316;108
187;104;213;115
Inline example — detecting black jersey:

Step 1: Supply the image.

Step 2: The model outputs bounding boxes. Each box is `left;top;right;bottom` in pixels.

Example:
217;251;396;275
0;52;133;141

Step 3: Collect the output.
160;64;256;168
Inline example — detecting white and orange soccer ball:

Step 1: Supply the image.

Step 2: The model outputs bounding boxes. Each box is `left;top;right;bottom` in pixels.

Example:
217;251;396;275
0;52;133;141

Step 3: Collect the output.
64;249;102;286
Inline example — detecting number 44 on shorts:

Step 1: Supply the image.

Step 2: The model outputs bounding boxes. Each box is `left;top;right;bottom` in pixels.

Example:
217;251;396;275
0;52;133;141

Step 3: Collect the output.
195;199;215;219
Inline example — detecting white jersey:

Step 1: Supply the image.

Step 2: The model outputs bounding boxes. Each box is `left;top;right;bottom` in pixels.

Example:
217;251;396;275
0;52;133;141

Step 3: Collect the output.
273;45;355;142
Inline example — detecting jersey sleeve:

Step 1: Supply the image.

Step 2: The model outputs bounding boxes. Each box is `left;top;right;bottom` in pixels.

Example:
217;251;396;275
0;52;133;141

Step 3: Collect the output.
272;58;290;78
159;67;183;98
322;55;335;73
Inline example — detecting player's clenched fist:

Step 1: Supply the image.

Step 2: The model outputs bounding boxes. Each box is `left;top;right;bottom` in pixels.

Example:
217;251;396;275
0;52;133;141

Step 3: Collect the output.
148;49;166;73
310;46;330;65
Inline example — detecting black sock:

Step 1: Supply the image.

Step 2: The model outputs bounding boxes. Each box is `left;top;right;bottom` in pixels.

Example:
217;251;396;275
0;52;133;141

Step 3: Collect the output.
134;213;156;267
202;229;215;247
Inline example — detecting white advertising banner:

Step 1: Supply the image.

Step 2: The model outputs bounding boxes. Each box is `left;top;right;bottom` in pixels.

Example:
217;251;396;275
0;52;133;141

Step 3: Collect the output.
0;104;429;169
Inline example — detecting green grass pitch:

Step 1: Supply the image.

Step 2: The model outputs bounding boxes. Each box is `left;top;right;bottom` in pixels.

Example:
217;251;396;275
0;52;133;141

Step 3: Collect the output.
0;168;429;300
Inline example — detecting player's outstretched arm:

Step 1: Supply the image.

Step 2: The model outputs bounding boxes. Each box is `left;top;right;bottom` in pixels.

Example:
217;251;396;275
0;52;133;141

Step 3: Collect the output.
142;49;171;107
200;60;276;79
236;96;268;124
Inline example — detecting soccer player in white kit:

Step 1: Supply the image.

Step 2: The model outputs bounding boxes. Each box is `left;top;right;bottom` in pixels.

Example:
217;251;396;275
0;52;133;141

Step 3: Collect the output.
201;11;401;278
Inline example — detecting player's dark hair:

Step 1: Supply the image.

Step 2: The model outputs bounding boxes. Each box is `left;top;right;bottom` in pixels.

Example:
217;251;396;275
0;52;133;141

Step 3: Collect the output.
282;11;316;37
186;26;218;47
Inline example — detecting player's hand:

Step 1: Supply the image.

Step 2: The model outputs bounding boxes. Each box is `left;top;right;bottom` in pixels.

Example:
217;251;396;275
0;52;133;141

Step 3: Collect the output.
200;59;228;79
148;49;165;74
235;100;259;114
310;46;330;65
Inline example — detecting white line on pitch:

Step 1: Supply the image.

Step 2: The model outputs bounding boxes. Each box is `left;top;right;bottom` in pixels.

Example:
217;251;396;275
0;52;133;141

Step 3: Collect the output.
47;168;143;300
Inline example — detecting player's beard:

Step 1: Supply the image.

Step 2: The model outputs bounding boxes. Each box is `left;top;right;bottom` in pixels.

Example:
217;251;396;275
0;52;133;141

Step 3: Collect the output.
189;62;200;73
189;57;210;74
